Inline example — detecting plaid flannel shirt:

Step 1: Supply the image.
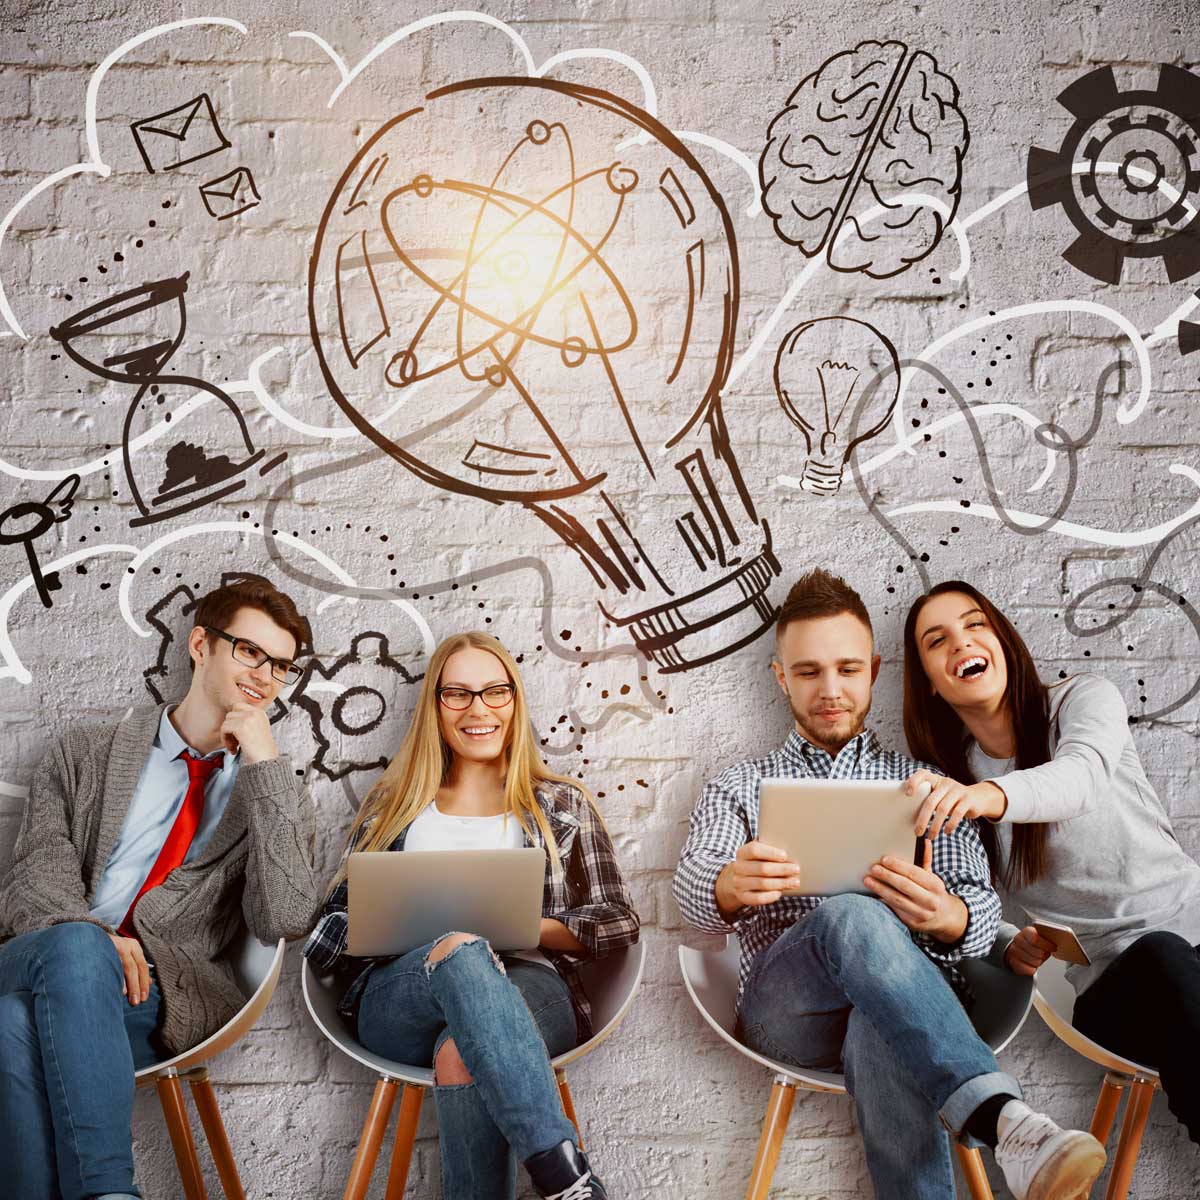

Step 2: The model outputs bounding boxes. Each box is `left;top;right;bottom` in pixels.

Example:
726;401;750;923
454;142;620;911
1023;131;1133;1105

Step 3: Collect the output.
673;728;1001;1012
304;780;640;1041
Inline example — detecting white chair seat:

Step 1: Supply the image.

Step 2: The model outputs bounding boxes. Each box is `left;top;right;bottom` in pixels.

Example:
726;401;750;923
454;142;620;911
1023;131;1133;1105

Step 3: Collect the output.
303;941;646;1200
679;933;1032;1090
1031;956;1158;1079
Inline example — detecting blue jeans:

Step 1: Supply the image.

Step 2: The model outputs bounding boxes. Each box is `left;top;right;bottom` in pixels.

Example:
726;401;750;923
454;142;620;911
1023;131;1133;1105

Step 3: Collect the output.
0;922;165;1200
739;895;1021;1200
355;937;579;1200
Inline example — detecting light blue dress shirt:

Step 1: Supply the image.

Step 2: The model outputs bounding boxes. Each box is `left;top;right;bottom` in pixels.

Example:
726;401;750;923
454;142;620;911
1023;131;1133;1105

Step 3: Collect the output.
90;706;240;928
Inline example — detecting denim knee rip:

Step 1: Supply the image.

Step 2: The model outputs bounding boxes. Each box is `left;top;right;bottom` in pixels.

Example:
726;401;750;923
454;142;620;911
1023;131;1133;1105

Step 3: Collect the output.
423;933;507;977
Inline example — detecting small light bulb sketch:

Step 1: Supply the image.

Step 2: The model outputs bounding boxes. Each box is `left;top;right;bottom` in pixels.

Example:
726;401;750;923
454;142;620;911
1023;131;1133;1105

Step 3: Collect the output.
310;77;781;674
0;474;80;608
774;317;901;497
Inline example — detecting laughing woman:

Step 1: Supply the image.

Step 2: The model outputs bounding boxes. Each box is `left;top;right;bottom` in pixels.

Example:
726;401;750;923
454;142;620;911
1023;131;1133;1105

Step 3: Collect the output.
901;581;1200;1145
304;632;639;1200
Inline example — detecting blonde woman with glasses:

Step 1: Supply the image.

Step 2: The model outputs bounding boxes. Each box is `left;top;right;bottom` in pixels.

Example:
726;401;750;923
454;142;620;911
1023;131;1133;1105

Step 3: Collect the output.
304;632;639;1200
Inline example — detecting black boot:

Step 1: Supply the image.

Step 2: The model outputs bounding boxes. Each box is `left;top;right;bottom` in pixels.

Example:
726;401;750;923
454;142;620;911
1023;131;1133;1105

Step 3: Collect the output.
523;1139;609;1199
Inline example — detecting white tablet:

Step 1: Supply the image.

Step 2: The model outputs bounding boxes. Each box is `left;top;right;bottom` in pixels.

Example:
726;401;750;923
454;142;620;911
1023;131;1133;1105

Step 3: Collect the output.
757;778;930;896
347;848;546;956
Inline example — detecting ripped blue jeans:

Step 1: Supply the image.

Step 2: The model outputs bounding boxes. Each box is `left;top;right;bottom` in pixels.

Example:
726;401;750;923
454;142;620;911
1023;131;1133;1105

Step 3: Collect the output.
355;935;579;1200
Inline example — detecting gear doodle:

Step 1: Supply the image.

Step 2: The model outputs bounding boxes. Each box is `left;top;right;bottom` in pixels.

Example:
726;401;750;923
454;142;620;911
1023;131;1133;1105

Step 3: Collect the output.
290;631;421;781
1027;64;1200;284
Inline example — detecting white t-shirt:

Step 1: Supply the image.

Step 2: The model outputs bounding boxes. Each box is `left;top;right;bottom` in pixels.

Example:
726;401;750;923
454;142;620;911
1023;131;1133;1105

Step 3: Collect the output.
406;801;550;967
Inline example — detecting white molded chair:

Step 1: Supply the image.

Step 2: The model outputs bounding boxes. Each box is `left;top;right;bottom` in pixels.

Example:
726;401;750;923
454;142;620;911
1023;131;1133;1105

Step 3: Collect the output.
679;935;1033;1200
134;932;286;1200
303;941;646;1200
1032;956;1161;1200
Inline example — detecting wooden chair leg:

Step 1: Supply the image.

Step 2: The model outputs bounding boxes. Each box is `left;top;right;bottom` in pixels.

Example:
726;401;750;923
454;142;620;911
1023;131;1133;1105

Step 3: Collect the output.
1091;1072;1128;1145
1104;1079;1156;1200
383;1085;425;1200
156;1073;209;1200
954;1144;994;1200
556;1070;583;1150
745;1077;796;1200
186;1069;245;1200
344;1077;399;1200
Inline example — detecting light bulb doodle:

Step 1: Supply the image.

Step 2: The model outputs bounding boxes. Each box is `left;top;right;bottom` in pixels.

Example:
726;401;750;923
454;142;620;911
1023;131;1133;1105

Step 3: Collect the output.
49;274;286;527
774;317;900;497
309;77;779;674
1028;64;1200;284
0;474;80;608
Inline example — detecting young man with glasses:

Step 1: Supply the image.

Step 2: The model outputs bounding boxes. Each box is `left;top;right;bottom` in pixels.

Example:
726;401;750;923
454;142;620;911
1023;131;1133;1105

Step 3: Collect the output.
0;574;320;1200
674;570;1106;1200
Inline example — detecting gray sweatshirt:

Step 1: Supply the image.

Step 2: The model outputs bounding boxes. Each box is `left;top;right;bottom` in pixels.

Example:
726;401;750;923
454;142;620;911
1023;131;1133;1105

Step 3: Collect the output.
0;704;320;1053
970;673;1200;995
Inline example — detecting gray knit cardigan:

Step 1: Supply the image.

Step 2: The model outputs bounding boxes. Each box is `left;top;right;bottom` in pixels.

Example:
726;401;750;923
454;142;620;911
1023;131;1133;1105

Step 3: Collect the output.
0;704;320;1054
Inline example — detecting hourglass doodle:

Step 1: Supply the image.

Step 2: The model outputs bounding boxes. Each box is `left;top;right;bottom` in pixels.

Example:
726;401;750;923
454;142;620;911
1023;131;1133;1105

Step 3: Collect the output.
49;273;286;528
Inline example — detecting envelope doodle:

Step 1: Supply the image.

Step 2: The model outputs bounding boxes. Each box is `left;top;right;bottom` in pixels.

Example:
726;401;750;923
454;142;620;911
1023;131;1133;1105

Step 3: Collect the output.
199;167;261;220
130;93;230;174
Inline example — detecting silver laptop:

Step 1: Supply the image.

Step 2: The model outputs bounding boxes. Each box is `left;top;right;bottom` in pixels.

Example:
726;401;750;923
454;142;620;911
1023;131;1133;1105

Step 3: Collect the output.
758;778;929;896
347;848;546;956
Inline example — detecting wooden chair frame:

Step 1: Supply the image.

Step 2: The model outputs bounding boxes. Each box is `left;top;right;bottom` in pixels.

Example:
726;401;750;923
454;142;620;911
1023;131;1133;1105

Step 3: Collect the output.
679;936;1034;1200
1032;959;1162;1200
303;942;646;1200
134;935;286;1199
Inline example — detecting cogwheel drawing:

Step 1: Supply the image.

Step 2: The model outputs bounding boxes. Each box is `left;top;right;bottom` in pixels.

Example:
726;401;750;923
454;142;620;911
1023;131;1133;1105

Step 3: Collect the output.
1028;64;1200;284
291;631;420;781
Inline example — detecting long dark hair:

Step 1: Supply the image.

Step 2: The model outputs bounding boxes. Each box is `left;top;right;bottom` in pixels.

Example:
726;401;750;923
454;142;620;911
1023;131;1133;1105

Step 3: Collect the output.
902;581;1052;890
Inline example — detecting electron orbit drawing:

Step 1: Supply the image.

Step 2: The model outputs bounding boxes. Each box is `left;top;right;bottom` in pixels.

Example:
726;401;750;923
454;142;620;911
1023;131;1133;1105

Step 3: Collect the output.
759;40;969;279
309;76;780;674
1028;63;1200;284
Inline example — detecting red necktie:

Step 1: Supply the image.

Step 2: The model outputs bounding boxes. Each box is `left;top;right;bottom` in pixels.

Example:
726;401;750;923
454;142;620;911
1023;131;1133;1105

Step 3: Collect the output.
118;750;220;938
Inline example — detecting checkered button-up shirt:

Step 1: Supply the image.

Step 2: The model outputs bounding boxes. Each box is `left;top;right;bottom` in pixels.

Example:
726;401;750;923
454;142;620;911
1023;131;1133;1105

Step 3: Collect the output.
673;728;1001;1011
304;780;640;1042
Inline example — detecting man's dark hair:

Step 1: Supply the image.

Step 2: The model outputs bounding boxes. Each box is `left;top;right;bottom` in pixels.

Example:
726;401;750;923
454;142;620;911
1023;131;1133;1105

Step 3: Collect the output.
775;569;872;641
192;574;311;669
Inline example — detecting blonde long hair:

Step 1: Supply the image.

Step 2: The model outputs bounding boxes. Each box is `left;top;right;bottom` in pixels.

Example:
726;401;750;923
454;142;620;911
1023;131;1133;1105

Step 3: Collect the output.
331;631;587;888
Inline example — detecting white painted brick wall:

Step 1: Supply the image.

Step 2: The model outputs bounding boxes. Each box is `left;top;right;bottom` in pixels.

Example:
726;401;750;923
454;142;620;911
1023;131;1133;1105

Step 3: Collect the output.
1;1;1199;1196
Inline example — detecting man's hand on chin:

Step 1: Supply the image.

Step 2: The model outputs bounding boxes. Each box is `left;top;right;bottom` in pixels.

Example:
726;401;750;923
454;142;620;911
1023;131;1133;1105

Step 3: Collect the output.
861;839;969;944
220;702;279;764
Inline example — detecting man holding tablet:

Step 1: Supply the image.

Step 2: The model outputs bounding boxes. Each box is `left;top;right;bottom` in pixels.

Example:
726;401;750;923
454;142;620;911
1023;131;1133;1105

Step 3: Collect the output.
674;570;1104;1200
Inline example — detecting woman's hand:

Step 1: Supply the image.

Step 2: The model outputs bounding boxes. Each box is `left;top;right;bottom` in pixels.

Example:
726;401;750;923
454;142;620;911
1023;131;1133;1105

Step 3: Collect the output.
906;770;1007;838
1004;926;1056;976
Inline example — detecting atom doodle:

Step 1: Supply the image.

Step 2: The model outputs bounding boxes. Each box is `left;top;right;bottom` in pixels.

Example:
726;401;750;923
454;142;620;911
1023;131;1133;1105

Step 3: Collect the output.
310;77;780;674
1028;63;1200;284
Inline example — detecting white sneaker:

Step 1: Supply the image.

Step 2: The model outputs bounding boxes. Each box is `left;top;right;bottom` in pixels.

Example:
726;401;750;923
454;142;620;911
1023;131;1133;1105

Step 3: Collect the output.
994;1100;1106;1200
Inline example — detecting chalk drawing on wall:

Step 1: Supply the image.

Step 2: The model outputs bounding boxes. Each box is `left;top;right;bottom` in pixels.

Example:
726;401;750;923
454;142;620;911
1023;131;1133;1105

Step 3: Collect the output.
1028;63;1200;284
48;274;286;527
130;93;231;174
291;631;420;781
0;475;80;609
774;317;900;497
310;76;780;674
198;166;261;221
759;39;969;279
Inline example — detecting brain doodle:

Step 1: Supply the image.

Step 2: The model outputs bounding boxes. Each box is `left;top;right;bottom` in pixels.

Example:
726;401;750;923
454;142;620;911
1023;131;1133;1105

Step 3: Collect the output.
759;40;969;278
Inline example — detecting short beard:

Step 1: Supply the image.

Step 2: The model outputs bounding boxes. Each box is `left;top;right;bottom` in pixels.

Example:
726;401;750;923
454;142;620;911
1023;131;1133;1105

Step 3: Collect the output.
789;700;868;757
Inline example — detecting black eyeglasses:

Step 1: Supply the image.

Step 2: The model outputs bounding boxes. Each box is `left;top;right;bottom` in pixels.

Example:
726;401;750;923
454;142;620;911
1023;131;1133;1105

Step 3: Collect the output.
436;684;516;710
204;626;304;684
